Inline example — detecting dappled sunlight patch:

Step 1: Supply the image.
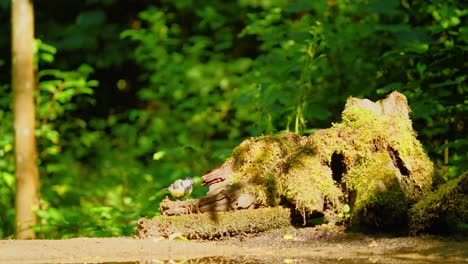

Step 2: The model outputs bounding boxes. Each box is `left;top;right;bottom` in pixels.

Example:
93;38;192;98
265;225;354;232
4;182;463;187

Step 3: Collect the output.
231;134;304;207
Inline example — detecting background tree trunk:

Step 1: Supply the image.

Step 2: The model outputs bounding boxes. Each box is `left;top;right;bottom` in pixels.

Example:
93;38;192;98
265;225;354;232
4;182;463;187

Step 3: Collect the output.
12;0;39;239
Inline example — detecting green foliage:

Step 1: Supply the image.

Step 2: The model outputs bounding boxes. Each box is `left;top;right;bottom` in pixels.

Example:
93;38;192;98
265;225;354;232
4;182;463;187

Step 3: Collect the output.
238;1;467;176
0;0;466;238
375;0;468;178
238;5;327;134
121;4;254;168
37;8;130;69
0;83;15;238
0;39;103;238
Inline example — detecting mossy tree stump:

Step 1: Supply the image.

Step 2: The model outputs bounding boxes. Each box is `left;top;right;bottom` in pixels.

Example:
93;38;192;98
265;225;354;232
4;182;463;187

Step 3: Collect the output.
138;91;435;238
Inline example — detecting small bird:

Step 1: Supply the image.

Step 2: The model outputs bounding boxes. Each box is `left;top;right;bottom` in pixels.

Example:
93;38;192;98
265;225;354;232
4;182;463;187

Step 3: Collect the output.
162;177;194;199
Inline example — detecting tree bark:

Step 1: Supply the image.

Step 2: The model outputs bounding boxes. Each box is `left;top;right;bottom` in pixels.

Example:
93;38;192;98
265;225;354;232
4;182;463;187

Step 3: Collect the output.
12;0;39;239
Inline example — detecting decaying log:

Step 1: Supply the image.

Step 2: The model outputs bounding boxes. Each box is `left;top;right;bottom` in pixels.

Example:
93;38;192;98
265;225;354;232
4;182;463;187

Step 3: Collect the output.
159;160;257;216
137;207;291;239
409;171;467;235
143;91;435;237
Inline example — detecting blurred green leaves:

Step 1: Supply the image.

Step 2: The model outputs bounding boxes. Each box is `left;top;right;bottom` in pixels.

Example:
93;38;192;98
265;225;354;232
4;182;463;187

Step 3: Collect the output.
0;0;466;238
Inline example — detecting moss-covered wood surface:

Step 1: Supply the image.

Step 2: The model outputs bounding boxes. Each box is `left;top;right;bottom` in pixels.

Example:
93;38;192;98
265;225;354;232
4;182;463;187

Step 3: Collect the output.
137;207;291;239
409;171;467;235
138;92;445;238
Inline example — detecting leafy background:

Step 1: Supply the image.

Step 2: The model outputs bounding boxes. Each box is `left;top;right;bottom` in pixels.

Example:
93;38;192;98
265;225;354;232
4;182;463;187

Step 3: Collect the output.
0;0;466;238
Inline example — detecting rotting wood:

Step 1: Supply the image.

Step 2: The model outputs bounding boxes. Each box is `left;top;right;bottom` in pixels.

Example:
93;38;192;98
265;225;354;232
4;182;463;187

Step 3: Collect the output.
137;207;291;239
146;91;435;236
159;160;257;216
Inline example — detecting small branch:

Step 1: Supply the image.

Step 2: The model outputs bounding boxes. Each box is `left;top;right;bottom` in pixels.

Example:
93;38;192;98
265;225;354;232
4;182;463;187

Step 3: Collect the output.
41;80;66;126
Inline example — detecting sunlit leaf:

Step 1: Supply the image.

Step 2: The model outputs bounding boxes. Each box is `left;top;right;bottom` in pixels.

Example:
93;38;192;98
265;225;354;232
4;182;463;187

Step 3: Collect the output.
153;151;166;160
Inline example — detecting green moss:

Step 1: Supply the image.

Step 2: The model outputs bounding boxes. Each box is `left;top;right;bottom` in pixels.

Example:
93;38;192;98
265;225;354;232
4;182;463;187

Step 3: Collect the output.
325;99;433;230
138;207;292;239
341;106;382;130
344;153;409;229
409;171;468;234
281;153;342;217
217;92;434;231
308;128;349;164
231;134;301;206
230;133;342;220
328;107;390;165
